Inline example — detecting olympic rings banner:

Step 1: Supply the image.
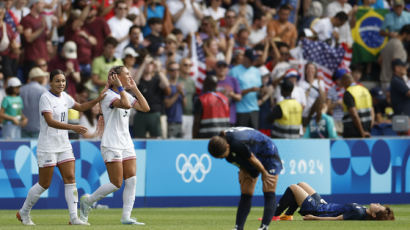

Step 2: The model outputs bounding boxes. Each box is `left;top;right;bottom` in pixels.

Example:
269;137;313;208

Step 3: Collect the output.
0;138;409;209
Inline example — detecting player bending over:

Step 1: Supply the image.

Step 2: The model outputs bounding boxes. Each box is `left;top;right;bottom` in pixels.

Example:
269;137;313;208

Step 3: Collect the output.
274;182;394;221
208;127;283;230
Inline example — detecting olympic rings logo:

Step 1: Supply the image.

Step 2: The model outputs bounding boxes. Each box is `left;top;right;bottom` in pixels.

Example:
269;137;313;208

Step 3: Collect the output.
176;153;212;183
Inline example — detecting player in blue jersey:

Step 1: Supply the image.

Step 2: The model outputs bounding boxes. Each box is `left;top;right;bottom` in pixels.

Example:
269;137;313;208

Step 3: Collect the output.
208;127;283;230
274;182;394;221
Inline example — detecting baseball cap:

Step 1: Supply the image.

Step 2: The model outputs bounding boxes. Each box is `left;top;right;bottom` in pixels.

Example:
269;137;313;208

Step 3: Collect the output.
393;0;404;6
391;58;407;69
29;67;49;79
123;47;139;58
244;49;257;61
333;68;349;80
7;77;22;87
284;68;301;80
62;41;77;59
370;87;386;101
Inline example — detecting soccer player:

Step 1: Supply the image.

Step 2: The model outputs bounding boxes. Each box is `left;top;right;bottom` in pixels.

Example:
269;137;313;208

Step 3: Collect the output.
274;182;394;221
208;127;282;230
16;69;106;225
79;66;150;225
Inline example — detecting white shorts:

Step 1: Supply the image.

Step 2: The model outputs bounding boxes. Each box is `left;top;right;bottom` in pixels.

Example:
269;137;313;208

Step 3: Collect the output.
101;147;136;163
37;150;75;168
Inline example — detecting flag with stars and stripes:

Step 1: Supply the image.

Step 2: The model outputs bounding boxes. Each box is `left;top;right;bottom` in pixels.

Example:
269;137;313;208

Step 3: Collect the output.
191;35;207;93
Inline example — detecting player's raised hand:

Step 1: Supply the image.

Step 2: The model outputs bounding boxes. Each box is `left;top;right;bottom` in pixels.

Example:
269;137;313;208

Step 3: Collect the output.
110;73;122;88
72;125;88;134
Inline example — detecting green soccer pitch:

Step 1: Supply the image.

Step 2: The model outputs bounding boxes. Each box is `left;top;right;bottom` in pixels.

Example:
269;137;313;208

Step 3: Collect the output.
2;205;410;230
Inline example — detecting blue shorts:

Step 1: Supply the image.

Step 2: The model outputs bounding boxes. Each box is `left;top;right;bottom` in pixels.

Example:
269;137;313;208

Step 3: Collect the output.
246;145;282;178
299;195;327;216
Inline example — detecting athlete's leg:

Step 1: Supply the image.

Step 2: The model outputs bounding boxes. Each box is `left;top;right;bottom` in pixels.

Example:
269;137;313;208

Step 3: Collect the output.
260;174;278;228
297;182;326;204
122;159;137;222
235;169;257;230
289;184;309;206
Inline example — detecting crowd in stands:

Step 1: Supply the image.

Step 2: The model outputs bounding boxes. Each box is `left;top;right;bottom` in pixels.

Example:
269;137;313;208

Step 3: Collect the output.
0;0;410;140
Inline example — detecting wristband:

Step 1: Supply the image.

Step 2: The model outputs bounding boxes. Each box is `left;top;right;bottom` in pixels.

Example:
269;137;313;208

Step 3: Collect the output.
117;86;124;92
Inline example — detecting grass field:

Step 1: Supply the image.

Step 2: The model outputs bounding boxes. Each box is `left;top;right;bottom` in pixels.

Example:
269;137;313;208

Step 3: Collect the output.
1;205;410;230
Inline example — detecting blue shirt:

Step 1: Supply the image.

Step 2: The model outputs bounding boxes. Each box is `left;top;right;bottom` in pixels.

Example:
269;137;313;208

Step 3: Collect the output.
165;84;183;123
381;11;410;33
304;113;338;138
317;203;367;220
142;5;165;36
229;65;261;113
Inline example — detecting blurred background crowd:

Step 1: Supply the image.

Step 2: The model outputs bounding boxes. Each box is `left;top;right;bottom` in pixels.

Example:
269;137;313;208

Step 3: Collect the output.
0;0;410;140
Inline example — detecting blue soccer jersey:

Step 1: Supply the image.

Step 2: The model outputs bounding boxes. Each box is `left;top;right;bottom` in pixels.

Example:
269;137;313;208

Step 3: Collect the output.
300;196;367;220
224;127;283;177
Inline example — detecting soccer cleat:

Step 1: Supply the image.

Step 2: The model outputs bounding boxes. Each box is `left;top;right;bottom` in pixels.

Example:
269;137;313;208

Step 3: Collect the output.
279;214;293;221
258;224;269;230
79;194;92;222
16;211;35;226
69;218;90;225
121;217;145;225
272;216;281;221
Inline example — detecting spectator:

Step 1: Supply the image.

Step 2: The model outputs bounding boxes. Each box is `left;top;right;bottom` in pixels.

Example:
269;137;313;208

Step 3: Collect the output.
107;0;133;59
249;13;267;47
203;37;225;70
350;63;363;84
64;9;97;80
91;36;123;93
203;0;226;21
234;28;251;53
168;0;203;36
270;42;291;82
83;5;111;58
370;87;392;125
215;60;242;125
219;9;245;37
274;69;306;112
326;0;356;47
193;75;230;138
311;11;348;46
379;24;410;90
142;0;165;36
178;58;196;139
21;0;56;81
20;67;48;138
144;17;164;54
268;79;303;138
230;0;253;26
229;49;261;129
390;58;410;116
198;16;226;52
327;68;346;135
257;67;275;136
341;72;373;138
380;0;410;38
125;25;144;51
35;58;48;73
79;103;101;139
49;41;81;98
11;0;30;23
164;61;185;138
304;94;338;138
267;4;297;48
158;33;184;67
0;4;20;79
125;0;146;27
0;77;27;139
133;56;171;138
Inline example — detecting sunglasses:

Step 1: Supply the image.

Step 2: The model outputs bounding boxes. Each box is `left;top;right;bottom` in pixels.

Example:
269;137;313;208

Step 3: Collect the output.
183;63;193;67
168;68;179;71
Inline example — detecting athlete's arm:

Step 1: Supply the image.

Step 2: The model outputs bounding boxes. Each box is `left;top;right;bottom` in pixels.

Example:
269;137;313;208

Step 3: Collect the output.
303;214;343;221
42;112;87;134
248;153;276;187
110;74;132;109
128;79;150;112
72;90;106;112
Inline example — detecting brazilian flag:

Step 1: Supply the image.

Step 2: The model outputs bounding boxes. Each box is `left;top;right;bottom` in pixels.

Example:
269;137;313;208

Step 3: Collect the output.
352;8;389;63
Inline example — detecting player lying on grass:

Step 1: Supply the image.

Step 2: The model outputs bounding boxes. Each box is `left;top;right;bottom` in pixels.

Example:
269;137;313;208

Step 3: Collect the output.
273;182;394;221
208;127;283;230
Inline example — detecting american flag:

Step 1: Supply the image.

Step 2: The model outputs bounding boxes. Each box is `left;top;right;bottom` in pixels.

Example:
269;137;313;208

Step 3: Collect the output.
301;39;352;90
190;35;207;93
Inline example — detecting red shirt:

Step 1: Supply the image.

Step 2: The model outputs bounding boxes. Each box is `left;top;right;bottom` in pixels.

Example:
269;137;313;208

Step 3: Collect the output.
48;55;80;98
0;23;16;57
83;17;111;58
21;13;49;61
64;23;93;65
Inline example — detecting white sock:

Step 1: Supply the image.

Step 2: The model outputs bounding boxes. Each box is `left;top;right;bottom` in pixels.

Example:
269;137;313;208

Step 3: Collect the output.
87;183;119;204
122;176;136;220
64;183;79;221
20;183;46;215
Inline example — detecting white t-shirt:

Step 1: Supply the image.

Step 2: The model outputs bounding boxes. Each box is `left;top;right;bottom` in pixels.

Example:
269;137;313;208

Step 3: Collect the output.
249;26;267;46
311;17;334;42
203;7;226;21
275;85;307;108
37;91;75;152
326;1;353;46
101;89;137;149
107;16;133;59
168;0;201;36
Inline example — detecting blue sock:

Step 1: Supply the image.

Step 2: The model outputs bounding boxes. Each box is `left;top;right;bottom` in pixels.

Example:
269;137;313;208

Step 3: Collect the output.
261;192;276;227
274;187;296;216
235;194;252;230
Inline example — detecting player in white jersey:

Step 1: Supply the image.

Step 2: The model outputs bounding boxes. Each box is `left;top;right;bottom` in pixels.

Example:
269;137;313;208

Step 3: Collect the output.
80;66;150;225
17;69;106;226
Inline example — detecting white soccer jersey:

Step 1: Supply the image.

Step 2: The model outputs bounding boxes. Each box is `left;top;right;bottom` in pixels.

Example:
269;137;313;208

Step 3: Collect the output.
37;91;75;152
101;89;137;149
